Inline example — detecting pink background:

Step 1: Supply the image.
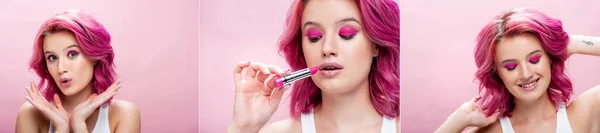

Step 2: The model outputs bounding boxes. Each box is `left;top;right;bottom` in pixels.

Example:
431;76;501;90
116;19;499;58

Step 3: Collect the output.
401;0;600;132
199;0;294;132
199;0;400;132
0;0;198;132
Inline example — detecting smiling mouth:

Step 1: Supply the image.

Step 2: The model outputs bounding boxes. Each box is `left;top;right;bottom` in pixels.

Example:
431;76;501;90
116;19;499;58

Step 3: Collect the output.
518;78;539;88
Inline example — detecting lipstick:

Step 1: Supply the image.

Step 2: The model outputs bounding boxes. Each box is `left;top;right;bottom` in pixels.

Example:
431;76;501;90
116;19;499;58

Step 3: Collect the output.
275;66;319;88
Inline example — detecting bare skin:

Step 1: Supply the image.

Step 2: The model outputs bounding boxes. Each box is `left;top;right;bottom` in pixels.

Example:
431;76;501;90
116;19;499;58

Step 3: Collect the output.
436;34;600;133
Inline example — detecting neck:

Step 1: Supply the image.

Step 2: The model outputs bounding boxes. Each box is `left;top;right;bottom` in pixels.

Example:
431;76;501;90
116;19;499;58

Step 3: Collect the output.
315;79;382;129
59;83;94;113
510;91;556;122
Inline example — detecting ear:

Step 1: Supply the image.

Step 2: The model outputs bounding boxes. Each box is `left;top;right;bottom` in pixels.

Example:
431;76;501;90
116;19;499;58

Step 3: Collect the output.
372;45;379;57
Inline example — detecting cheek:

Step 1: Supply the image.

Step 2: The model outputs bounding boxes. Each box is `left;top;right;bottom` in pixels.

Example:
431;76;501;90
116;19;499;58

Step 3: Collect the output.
46;62;59;78
302;43;322;66
497;69;517;86
73;57;96;76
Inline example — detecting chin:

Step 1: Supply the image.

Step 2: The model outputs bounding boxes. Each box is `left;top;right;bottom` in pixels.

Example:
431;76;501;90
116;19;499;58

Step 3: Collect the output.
59;86;83;96
315;82;350;94
512;86;548;102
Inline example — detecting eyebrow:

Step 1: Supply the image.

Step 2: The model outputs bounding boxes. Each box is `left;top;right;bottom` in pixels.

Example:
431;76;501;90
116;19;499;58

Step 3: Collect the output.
303;17;361;28
500;49;542;64
44;44;79;55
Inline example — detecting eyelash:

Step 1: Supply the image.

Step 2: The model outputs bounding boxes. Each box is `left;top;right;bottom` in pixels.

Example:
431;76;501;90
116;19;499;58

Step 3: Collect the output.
306;28;359;43
46;50;79;62
504;55;542;71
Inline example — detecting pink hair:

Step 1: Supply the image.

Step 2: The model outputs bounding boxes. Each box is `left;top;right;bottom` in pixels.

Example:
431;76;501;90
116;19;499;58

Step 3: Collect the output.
278;0;400;118
474;8;572;117
29;9;117;102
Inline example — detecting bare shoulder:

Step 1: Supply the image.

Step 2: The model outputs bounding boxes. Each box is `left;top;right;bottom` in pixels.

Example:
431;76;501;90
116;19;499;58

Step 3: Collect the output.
259;118;301;133
567;85;600;116
108;100;141;132
17;102;45;122
466;120;502;133
567;85;600;131
16;102;45;132
109;100;140;114
108;100;140;121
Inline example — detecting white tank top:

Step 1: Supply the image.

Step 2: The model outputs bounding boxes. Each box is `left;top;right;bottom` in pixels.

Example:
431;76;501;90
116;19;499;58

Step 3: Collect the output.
300;108;397;133
49;103;111;133
499;104;572;133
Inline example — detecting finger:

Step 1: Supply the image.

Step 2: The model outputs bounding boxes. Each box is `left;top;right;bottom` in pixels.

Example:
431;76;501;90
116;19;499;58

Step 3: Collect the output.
234;61;251;83
88;94;99;101
246;62;270;81
53;94;64;110
264;65;286;89
268;84;290;109
472;95;482;103
93;92;116;106
486;110;500;123
25;96;48;112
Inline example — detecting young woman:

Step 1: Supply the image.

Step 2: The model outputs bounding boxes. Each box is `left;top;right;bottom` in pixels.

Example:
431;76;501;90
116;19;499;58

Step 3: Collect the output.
436;8;600;133
227;0;400;132
16;10;140;133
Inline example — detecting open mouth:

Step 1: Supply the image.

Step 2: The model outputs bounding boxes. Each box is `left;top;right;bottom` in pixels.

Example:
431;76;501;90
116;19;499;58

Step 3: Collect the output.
319;62;344;71
59;77;72;87
518;78;539;88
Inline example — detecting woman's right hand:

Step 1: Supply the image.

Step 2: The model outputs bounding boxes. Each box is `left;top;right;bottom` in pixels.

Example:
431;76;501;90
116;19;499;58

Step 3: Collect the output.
24;81;70;133
435;96;500;133
457;96;500;127
228;61;289;133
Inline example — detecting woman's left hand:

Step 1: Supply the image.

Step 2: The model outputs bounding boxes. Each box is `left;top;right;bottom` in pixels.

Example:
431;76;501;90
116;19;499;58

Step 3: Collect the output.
70;80;121;132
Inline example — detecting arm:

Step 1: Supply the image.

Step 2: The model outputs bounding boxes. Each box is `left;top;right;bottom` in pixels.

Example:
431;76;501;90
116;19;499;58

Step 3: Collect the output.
435;110;470;133
435;96;499;133
568;35;600;56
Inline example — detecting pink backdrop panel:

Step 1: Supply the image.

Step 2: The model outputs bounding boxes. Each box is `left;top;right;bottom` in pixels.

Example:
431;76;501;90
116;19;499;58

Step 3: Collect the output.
200;0;399;132
0;0;198;132
401;0;600;132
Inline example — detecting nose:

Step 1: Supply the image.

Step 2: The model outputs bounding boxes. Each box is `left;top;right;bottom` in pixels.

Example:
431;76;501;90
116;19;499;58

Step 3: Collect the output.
321;35;338;57
519;63;534;81
57;58;68;75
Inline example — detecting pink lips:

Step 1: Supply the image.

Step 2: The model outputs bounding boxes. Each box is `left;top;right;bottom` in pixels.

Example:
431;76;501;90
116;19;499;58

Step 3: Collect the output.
319;62;344;77
60;77;72;88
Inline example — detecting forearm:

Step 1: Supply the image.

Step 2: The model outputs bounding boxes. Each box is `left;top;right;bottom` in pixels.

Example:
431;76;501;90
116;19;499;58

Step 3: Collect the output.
435;111;469;133
568;35;600;56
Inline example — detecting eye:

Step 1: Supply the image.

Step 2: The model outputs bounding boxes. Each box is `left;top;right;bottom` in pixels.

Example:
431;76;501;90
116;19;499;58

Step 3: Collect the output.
306;28;322;43
529;55;541;64
339;26;359;40
503;63;517;71
67;50;79;58
47;55;57;62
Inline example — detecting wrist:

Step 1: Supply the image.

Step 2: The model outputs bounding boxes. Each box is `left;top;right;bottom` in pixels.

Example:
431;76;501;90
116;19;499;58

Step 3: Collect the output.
70;118;88;133
449;110;470;129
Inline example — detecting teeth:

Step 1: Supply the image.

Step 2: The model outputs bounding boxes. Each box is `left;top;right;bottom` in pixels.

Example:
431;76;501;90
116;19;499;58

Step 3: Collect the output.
521;81;537;88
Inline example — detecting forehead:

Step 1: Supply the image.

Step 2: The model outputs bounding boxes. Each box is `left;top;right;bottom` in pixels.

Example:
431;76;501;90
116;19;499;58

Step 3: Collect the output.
43;31;78;51
495;33;544;61
301;0;361;26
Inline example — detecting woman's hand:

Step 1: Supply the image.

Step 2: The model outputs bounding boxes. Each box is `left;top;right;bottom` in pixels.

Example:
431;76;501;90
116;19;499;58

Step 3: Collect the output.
458;96;500;127
435;96;500;133
70;80;121;133
228;61;289;133
25;81;70;133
